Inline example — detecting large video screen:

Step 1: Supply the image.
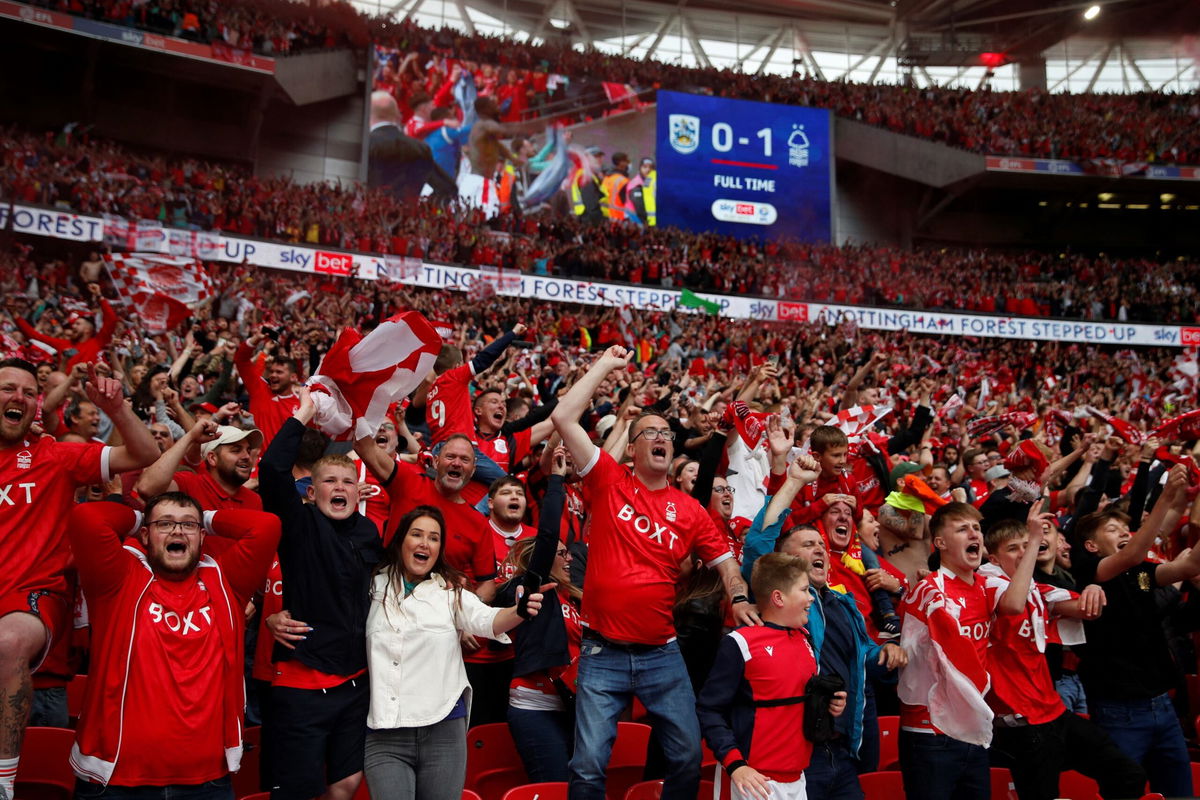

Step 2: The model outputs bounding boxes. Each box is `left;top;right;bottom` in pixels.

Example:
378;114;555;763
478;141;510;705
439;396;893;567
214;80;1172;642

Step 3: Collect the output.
656;90;833;242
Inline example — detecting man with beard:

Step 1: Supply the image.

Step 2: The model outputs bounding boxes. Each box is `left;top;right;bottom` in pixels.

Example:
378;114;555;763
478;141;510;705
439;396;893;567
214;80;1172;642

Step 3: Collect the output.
551;345;755;800
67;492;279;796
0;358;158;800
136;423;264;511
235;333;301;448
354;432;496;599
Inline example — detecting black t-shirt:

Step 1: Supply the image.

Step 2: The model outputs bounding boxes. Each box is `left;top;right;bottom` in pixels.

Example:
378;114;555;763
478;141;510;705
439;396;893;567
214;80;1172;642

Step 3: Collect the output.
1071;549;1177;701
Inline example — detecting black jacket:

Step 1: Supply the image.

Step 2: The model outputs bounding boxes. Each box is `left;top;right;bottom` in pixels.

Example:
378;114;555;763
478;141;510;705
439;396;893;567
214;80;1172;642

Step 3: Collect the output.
261;417;383;676
498;475;572;678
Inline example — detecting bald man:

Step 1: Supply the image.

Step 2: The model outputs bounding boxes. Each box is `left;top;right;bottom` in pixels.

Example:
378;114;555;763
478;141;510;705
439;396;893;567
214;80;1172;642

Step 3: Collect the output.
367;90;455;203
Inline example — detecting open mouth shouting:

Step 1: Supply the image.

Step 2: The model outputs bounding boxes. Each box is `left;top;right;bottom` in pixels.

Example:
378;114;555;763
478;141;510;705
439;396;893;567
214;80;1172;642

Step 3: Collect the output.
965;541;982;561
375;432;390;447
165;540;188;556
3;406;25;425
329;495;349;512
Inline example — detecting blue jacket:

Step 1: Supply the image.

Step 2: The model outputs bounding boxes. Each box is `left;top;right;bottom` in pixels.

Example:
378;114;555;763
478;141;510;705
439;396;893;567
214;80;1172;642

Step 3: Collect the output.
741;499;885;758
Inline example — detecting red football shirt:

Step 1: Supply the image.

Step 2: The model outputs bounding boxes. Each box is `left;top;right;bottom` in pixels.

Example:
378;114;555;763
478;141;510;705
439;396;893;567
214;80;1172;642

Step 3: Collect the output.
353;454;397;538
465;520;536;666
383;461;496;581
577;449;732;645
173;469;263;512
983;570;1071;725
117;575;226;785
0;436;108;597
252;558;283;683
899;568;992;733
426;363;477;445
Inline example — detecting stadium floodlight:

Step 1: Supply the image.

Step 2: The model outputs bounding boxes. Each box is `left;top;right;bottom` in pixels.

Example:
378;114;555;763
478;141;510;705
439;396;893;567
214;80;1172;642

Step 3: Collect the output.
1083;5;1101;20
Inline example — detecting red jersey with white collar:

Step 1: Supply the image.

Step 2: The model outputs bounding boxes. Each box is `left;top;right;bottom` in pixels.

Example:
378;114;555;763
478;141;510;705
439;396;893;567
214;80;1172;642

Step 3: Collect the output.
234;343;299;448
0;435;109;597
465;520;536;666
898;567;993;739
981;565;1077;726
578;449;732;645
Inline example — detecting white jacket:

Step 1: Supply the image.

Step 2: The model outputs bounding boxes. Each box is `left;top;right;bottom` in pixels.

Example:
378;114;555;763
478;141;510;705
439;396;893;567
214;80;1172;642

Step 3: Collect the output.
366;571;509;729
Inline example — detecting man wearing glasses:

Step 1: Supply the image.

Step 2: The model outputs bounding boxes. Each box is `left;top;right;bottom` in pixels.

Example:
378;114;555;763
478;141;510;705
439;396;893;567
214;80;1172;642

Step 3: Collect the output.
551;346;759;800
66;491;279;798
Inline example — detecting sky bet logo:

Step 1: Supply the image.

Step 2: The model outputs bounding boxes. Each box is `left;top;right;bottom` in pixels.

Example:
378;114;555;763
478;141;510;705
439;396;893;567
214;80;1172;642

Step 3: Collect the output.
314;251;354;276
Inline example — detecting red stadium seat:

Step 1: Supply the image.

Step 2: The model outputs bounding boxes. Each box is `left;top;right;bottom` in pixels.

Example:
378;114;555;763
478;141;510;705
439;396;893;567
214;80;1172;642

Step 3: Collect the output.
239;794;270;800
353;779;371;799
876;715;899;770
15;726;75;800
1192;763;1200;791
466;723;527;800
990;767;1018;800
858;770;904;800
623;779;715;800
1186;675;1200;723
231;725;262;800
500;782;567;800
66;674;87;727
606;722;652;800
699;740;717;770
463;791;483;800
1059;770;1101;800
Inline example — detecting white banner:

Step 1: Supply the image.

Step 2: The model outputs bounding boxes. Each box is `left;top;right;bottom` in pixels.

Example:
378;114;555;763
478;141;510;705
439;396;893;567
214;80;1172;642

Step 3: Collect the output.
5;204;1191;348
2;204;103;241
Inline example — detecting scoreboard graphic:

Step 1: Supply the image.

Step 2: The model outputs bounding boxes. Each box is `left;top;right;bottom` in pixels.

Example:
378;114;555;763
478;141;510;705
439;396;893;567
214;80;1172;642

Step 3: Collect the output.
655;90;834;242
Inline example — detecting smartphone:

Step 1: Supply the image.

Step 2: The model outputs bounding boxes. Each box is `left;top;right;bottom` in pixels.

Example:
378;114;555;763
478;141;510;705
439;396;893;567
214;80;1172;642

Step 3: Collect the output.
768;354;780;366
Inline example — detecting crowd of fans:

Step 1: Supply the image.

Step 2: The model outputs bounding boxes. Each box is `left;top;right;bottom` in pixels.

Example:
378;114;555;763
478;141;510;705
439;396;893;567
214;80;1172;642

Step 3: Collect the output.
374;20;1200;164
28;0;374;54
4;127;1198;325
1;245;1199;800
17;0;1200;160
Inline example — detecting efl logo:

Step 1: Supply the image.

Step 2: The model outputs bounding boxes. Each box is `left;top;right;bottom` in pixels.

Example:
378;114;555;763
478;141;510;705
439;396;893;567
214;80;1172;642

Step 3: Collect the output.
777;302;809;322
314;251;354;276
1182;327;1200;347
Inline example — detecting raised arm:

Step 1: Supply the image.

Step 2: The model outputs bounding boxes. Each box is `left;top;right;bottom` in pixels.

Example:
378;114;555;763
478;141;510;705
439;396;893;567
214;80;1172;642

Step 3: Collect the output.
85;363;159;474
210;509;283;601
68;501;139;598
996;504;1051;615
1095;465;1188;583
470;323;525;376
259;390;314;522
551;346;631;470
135;418;219;498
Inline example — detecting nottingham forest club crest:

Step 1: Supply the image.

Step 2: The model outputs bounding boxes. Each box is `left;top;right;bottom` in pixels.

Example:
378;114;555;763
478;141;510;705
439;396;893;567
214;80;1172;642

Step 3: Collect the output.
669;114;700;155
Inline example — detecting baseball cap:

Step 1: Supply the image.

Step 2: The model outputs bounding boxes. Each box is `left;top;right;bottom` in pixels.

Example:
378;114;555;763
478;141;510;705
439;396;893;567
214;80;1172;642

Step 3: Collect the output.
889;460;922;490
640;157;655;166
201;425;264;459
984;464;1011;481
189;401;219;414
595;414;617;440
585;145;604;157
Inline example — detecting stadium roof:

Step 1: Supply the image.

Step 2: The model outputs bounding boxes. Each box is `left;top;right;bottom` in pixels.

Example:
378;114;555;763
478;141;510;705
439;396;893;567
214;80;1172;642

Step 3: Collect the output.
354;0;1199;91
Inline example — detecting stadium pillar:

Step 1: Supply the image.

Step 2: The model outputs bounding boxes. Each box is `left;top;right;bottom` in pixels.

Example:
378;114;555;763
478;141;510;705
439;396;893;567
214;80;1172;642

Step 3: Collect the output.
1017;57;1047;90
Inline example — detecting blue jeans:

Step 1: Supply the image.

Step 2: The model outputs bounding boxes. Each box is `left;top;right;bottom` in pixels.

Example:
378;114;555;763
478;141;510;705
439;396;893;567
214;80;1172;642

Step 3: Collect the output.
1087;692;1193;797
899;731;989;800
74;776;233;800
508;705;574;783
805;741;865;800
1055;673;1087;714
569;636;700;800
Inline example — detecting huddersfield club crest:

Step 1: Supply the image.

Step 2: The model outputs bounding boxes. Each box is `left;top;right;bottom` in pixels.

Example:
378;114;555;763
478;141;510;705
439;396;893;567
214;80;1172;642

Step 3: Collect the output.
668;114;700;155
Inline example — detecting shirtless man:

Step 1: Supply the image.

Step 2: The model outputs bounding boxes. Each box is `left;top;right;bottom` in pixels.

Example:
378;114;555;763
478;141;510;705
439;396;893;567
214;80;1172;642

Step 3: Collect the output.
461;97;537;217
878;494;931;587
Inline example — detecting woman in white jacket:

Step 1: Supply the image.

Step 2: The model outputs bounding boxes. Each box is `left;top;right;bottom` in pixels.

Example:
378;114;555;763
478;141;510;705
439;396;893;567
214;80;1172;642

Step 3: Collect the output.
364;505;547;800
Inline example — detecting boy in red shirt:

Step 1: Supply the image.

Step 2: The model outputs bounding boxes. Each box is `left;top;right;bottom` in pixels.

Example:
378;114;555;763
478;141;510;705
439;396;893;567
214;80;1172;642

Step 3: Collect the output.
981;513;1145;800
789;426;856;526
698;553;846;800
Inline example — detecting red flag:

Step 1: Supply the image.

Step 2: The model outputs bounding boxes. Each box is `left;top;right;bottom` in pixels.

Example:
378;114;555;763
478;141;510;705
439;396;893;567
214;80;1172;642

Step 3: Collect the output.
1154;447;1200;484
308;312;442;440
104;253;212;333
967;411;1036;439
1084;406;1145;445
1152;409;1200;442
